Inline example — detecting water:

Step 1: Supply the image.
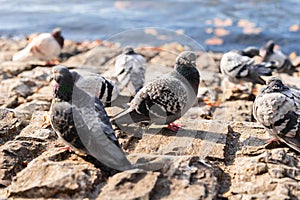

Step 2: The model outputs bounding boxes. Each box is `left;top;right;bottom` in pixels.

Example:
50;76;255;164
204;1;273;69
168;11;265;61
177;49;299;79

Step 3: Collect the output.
0;0;299;53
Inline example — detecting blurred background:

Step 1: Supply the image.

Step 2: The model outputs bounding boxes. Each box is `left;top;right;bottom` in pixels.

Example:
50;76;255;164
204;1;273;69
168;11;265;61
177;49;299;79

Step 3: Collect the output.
0;0;299;53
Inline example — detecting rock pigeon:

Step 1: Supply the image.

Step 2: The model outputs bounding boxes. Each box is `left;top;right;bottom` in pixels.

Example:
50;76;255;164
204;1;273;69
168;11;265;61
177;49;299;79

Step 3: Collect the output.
253;77;300;152
12;28;64;62
220;48;276;85
113;47;146;96
260;40;298;75
70;69;119;107
49;65;131;171
112;51;200;131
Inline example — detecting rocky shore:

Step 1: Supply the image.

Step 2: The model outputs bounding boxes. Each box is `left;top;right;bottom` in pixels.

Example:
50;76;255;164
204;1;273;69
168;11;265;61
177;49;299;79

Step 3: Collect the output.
0;36;300;199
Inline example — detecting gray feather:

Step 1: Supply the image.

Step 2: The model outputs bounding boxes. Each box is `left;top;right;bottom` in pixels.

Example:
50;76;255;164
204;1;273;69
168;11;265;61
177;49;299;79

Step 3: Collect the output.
50;65;131;171
253;77;300;152
114;47;146;96
220;50;275;84
261;40;297;75
112;51;200;127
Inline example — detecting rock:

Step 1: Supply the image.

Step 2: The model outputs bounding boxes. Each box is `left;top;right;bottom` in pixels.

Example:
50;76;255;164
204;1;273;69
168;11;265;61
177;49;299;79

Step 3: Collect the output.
7;150;102;198
17;66;51;81
2;37;300;198
0;140;44;187
16;111;56;141
0;38;27;52
0;108;27;145
15;100;50;114
0;71;12;82
149;42;188;67
0;61;33;76
0;51;15;62
213;100;254;122
63;46;121;74
98;169;160;200
145;63;173;83
27;85;52;102
0;77;45;108
135;47;160;61
150;50;177;68
125;118;227;160
99;156;218;200
153;156;218;200
229;148;300;199
197;51;221;73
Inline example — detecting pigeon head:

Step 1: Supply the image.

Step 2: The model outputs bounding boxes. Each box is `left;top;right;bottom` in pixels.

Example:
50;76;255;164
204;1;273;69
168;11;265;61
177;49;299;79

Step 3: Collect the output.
174;51;200;94
175;51;197;68
52;28;64;48
262;77;289;94
263;40;275;53
241;46;260;58
123;46;135;55
50;65;74;101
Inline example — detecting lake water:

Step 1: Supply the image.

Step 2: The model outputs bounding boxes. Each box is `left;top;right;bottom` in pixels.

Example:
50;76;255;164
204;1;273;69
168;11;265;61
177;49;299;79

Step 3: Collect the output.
0;0;299;53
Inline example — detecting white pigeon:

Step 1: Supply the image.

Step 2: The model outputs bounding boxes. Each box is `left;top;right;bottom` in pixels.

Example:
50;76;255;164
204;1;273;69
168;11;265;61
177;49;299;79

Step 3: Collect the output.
253;77;300;152
12;28;64;62
114;47;146;96
260;40;298;75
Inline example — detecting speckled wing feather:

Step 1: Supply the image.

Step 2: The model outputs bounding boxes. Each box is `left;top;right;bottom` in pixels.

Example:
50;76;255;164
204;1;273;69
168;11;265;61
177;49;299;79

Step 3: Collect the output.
112;51;199;127
253;77;300;152
133;75;188;122
112;72;193;125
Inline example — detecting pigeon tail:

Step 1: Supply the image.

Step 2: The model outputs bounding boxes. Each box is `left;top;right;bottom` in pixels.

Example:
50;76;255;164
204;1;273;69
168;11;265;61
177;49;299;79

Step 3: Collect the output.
247;62;275;85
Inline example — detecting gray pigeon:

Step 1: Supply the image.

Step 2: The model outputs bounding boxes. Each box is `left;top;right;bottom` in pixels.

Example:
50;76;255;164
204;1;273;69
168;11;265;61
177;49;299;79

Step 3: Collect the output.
253;77;300;152
220;48;276;85
112;51;200;131
114;47;146;96
71;70;119;107
50;65;131;171
260;40;298;75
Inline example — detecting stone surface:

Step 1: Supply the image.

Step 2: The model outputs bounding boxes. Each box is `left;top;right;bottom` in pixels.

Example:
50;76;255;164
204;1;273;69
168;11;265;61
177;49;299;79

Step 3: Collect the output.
7;150;102;198
0;140;45;187
0;109;27;145
0;61;33;76
229;148;300;199
0;37;300;199
63;46;121;74
99;156;218;200
98;169;160;200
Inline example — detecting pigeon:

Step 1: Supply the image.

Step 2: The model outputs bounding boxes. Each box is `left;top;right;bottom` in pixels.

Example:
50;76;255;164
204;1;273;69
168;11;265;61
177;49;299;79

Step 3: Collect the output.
113;47;146;96
71;70;119;107
253;77;300;152
112;51;200;131
260;40;298;75
13;28;64;62
49;65;131;171
220;48;276;85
